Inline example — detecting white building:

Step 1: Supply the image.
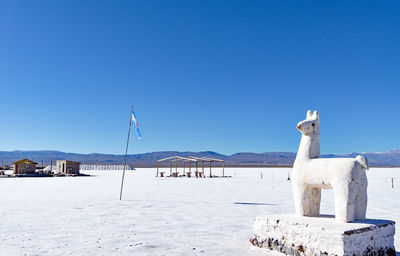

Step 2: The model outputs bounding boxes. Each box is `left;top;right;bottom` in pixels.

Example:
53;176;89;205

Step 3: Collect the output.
56;160;80;175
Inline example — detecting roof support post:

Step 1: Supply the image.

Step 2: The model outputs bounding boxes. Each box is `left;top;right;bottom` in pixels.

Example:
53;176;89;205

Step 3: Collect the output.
202;160;204;177
156;162;159;177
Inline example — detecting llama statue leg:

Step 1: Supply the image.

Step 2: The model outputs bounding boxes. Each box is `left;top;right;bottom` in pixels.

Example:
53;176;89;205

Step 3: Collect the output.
307;187;321;216
302;187;321;216
293;183;307;215
333;183;356;222
354;178;368;220
293;183;321;216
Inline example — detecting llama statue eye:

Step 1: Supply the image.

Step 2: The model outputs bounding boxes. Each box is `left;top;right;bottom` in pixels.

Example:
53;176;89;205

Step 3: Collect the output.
312;123;315;127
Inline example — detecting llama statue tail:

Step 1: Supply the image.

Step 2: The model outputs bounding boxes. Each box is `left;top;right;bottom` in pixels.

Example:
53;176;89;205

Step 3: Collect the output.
355;155;369;170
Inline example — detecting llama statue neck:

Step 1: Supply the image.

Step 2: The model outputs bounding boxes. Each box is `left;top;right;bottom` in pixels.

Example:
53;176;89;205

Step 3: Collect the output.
295;111;320;162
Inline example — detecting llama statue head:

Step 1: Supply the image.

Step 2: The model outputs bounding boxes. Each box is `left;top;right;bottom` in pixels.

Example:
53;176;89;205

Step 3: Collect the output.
295;110;320;160
296;110;319;136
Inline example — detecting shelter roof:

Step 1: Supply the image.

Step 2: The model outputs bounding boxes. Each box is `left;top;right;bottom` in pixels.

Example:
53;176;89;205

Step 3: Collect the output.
12;159;38;165
188;156;224;162
157;156;198;162
156;156;224;163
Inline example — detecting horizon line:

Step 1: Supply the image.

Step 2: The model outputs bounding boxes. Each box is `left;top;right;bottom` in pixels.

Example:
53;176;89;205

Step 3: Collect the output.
0;149;398;156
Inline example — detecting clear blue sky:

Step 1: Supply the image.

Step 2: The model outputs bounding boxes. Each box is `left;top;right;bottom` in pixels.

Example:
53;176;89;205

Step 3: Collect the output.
1;1;399;155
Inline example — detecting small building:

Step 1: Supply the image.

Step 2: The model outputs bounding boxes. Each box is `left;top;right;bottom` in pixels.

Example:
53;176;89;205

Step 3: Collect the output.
56;160;81;175
13;159;38;175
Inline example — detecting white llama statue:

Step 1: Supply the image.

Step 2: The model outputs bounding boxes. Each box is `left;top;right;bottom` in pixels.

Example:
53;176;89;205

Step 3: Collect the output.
292;110;369;222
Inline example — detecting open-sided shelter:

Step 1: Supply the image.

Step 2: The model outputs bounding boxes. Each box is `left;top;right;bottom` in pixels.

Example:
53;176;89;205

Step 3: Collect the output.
156;156;225;177
187;156;225;177
156;156;199;177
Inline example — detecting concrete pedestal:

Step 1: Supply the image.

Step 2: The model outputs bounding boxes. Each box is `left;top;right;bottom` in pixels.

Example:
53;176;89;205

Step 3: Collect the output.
250;214;396;256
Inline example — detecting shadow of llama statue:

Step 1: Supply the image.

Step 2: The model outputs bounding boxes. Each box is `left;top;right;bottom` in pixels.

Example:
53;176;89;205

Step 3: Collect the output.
292;110;369;222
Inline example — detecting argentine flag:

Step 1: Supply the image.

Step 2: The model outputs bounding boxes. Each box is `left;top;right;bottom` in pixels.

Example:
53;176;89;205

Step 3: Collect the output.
131;109;142;139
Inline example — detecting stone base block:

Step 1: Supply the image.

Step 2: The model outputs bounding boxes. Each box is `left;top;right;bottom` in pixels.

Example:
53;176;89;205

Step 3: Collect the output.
250;214;396;256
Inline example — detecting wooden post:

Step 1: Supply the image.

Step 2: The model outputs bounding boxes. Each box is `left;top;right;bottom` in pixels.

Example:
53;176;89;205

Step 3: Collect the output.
156;162;159;177
175;158;178;176
209;161;212;177
261;172;263;179
170;161;172;176
222;161;225;177
392;177;394;188
202;160;204;177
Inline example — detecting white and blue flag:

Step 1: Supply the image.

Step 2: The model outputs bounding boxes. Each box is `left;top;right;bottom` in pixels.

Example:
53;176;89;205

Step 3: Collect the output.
131;108;142;139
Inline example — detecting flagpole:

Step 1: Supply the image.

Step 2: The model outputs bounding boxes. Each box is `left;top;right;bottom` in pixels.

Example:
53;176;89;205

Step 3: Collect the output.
119;106;133;200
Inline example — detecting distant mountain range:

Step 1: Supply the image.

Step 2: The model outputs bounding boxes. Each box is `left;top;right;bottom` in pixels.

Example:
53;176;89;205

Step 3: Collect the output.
1;150;400;167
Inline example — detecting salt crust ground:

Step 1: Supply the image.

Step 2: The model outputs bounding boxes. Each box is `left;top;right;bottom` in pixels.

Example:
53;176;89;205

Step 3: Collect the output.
0;168;398;256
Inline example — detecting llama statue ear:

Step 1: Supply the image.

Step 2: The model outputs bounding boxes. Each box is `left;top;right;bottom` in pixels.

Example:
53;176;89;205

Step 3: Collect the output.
307;110;313;119
312;110;319;119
